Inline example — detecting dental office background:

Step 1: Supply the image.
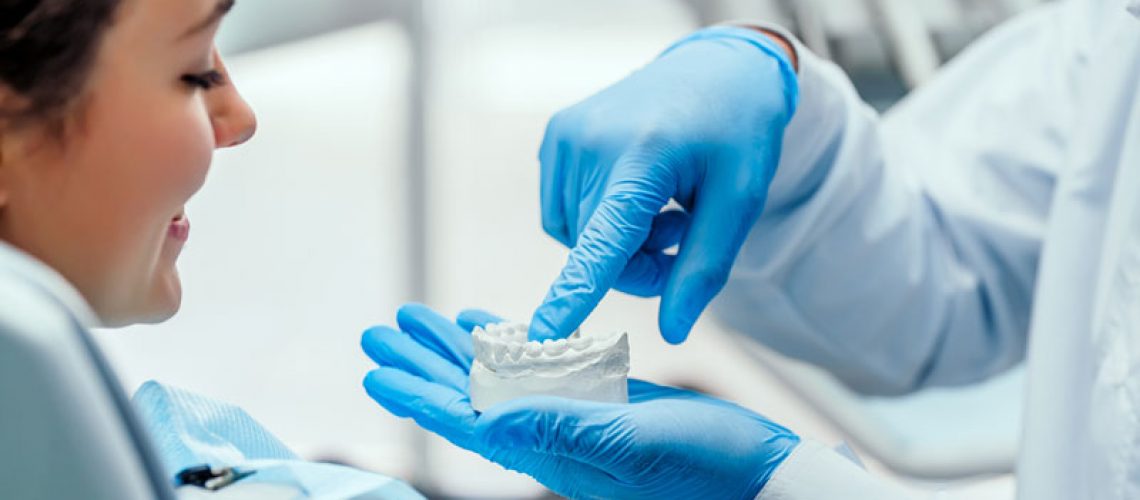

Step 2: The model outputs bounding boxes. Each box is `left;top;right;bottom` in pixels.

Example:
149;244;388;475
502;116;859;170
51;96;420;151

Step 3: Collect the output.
95;0;1045;498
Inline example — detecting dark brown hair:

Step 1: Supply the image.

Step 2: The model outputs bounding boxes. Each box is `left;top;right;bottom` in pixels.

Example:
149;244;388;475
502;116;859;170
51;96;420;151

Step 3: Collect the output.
0;0;120;128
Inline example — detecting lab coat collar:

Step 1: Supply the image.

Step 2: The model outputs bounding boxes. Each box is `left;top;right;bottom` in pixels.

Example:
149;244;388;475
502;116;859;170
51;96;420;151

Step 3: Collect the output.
0;239;101;328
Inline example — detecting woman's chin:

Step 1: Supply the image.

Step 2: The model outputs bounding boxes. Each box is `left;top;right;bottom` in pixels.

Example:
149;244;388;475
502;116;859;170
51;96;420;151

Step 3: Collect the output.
139;267;183;324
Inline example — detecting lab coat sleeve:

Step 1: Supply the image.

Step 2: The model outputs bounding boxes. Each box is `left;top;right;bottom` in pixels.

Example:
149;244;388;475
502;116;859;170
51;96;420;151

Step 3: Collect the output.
712;2;1085;394
756;441;941;500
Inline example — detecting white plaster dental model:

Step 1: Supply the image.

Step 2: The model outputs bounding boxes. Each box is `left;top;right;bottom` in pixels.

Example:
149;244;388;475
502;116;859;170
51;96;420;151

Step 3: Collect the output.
469;322;630;412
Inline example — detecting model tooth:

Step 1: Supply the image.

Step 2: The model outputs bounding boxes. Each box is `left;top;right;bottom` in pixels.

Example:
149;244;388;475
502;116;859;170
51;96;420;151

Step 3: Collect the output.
490;322;517;340
545;338;570;356
525;342;543;357
509;344;526;362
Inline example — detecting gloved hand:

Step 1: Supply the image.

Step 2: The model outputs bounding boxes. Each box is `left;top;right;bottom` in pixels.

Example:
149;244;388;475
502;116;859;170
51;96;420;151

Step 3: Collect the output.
361;303;801;500
530;26;799;344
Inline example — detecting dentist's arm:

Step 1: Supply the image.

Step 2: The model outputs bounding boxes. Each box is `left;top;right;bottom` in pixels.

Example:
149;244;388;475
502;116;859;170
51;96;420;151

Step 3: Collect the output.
533;0;1083;394
712;1;1083;394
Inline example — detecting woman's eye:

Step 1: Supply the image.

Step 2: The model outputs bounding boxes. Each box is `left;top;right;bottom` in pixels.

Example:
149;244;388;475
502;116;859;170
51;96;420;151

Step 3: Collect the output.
181;70;226;91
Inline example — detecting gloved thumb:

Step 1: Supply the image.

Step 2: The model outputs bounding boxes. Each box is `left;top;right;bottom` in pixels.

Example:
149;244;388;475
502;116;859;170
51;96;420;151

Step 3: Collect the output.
659;156;776;344
456;309;505;332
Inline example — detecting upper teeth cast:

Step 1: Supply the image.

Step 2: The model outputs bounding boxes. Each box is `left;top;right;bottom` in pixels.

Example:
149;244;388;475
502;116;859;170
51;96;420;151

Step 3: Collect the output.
471;322;625;374
468;321;631;411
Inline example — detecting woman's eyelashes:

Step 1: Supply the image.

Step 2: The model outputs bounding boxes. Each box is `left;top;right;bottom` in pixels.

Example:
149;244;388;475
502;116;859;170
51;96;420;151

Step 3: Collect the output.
180;70;226;91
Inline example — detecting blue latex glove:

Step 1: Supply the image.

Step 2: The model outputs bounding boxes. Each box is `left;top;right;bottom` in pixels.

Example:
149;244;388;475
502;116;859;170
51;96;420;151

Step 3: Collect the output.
530;26;799;343
361;304;800;499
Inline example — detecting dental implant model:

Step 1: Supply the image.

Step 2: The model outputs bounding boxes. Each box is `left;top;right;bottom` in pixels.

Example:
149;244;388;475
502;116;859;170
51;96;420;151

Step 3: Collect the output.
469;322;630;412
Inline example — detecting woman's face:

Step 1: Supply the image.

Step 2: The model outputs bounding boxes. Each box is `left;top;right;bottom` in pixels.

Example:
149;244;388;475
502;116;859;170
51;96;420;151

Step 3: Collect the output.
0;0;256;326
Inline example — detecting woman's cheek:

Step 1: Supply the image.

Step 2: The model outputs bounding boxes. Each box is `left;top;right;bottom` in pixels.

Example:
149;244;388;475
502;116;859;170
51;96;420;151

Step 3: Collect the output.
148;107;213;258
172;104;216;198
122;118;211;323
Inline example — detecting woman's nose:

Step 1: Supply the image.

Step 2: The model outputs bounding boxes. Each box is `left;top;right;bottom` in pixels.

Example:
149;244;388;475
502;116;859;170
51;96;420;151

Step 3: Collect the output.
213;88;257;149
210;54;257;149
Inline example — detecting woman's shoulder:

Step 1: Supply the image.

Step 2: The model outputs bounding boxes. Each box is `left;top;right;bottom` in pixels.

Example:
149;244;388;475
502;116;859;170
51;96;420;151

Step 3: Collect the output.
0;244;90;347
0;240;99;330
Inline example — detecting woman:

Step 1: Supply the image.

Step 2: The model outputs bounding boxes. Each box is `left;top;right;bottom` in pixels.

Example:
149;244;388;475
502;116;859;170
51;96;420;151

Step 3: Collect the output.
0;0;418;497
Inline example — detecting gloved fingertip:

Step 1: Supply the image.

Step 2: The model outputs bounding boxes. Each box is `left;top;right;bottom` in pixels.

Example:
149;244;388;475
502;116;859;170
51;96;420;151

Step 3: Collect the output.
400;301;429;311
359;327;375;351
456;309;504;332
362;372;392;406
360;326;405;362
526;321;560;342
659;311;694;345
361;325;396;343
396;302;432;324
660;258;731;344
360;332;382;360
663;327;691;345
362;369;412;408
362;369;386;390
362;372;412;419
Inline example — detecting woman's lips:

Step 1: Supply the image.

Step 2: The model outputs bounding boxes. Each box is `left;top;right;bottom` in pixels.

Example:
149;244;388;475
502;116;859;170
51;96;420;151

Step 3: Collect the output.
168;214;190;242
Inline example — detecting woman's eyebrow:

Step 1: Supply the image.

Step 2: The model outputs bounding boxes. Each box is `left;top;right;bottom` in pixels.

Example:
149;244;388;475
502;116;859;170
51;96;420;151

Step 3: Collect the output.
180;0;236;40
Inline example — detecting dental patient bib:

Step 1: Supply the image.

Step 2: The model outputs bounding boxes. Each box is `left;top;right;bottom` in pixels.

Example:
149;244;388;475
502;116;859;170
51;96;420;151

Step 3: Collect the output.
133;381;423;499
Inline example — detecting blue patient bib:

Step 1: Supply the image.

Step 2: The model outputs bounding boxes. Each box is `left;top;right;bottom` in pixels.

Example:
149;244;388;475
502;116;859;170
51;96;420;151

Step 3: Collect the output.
132;381;422;499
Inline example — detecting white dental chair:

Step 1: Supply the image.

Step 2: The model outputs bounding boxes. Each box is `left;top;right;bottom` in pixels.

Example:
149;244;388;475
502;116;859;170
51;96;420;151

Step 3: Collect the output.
0;261;174;499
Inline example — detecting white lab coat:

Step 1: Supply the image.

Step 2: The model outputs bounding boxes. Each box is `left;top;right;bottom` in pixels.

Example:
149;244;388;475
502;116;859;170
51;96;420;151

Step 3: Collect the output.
711;0;1140;498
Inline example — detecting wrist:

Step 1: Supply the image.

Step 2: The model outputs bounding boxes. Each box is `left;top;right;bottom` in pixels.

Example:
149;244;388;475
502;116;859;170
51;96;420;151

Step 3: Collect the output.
663;26;796;71
750;28;798;72
660;26;800;116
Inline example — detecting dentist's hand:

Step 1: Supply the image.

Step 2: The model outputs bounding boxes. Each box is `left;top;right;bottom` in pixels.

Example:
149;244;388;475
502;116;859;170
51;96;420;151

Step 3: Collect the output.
530;26;799;344
361;304;800;500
